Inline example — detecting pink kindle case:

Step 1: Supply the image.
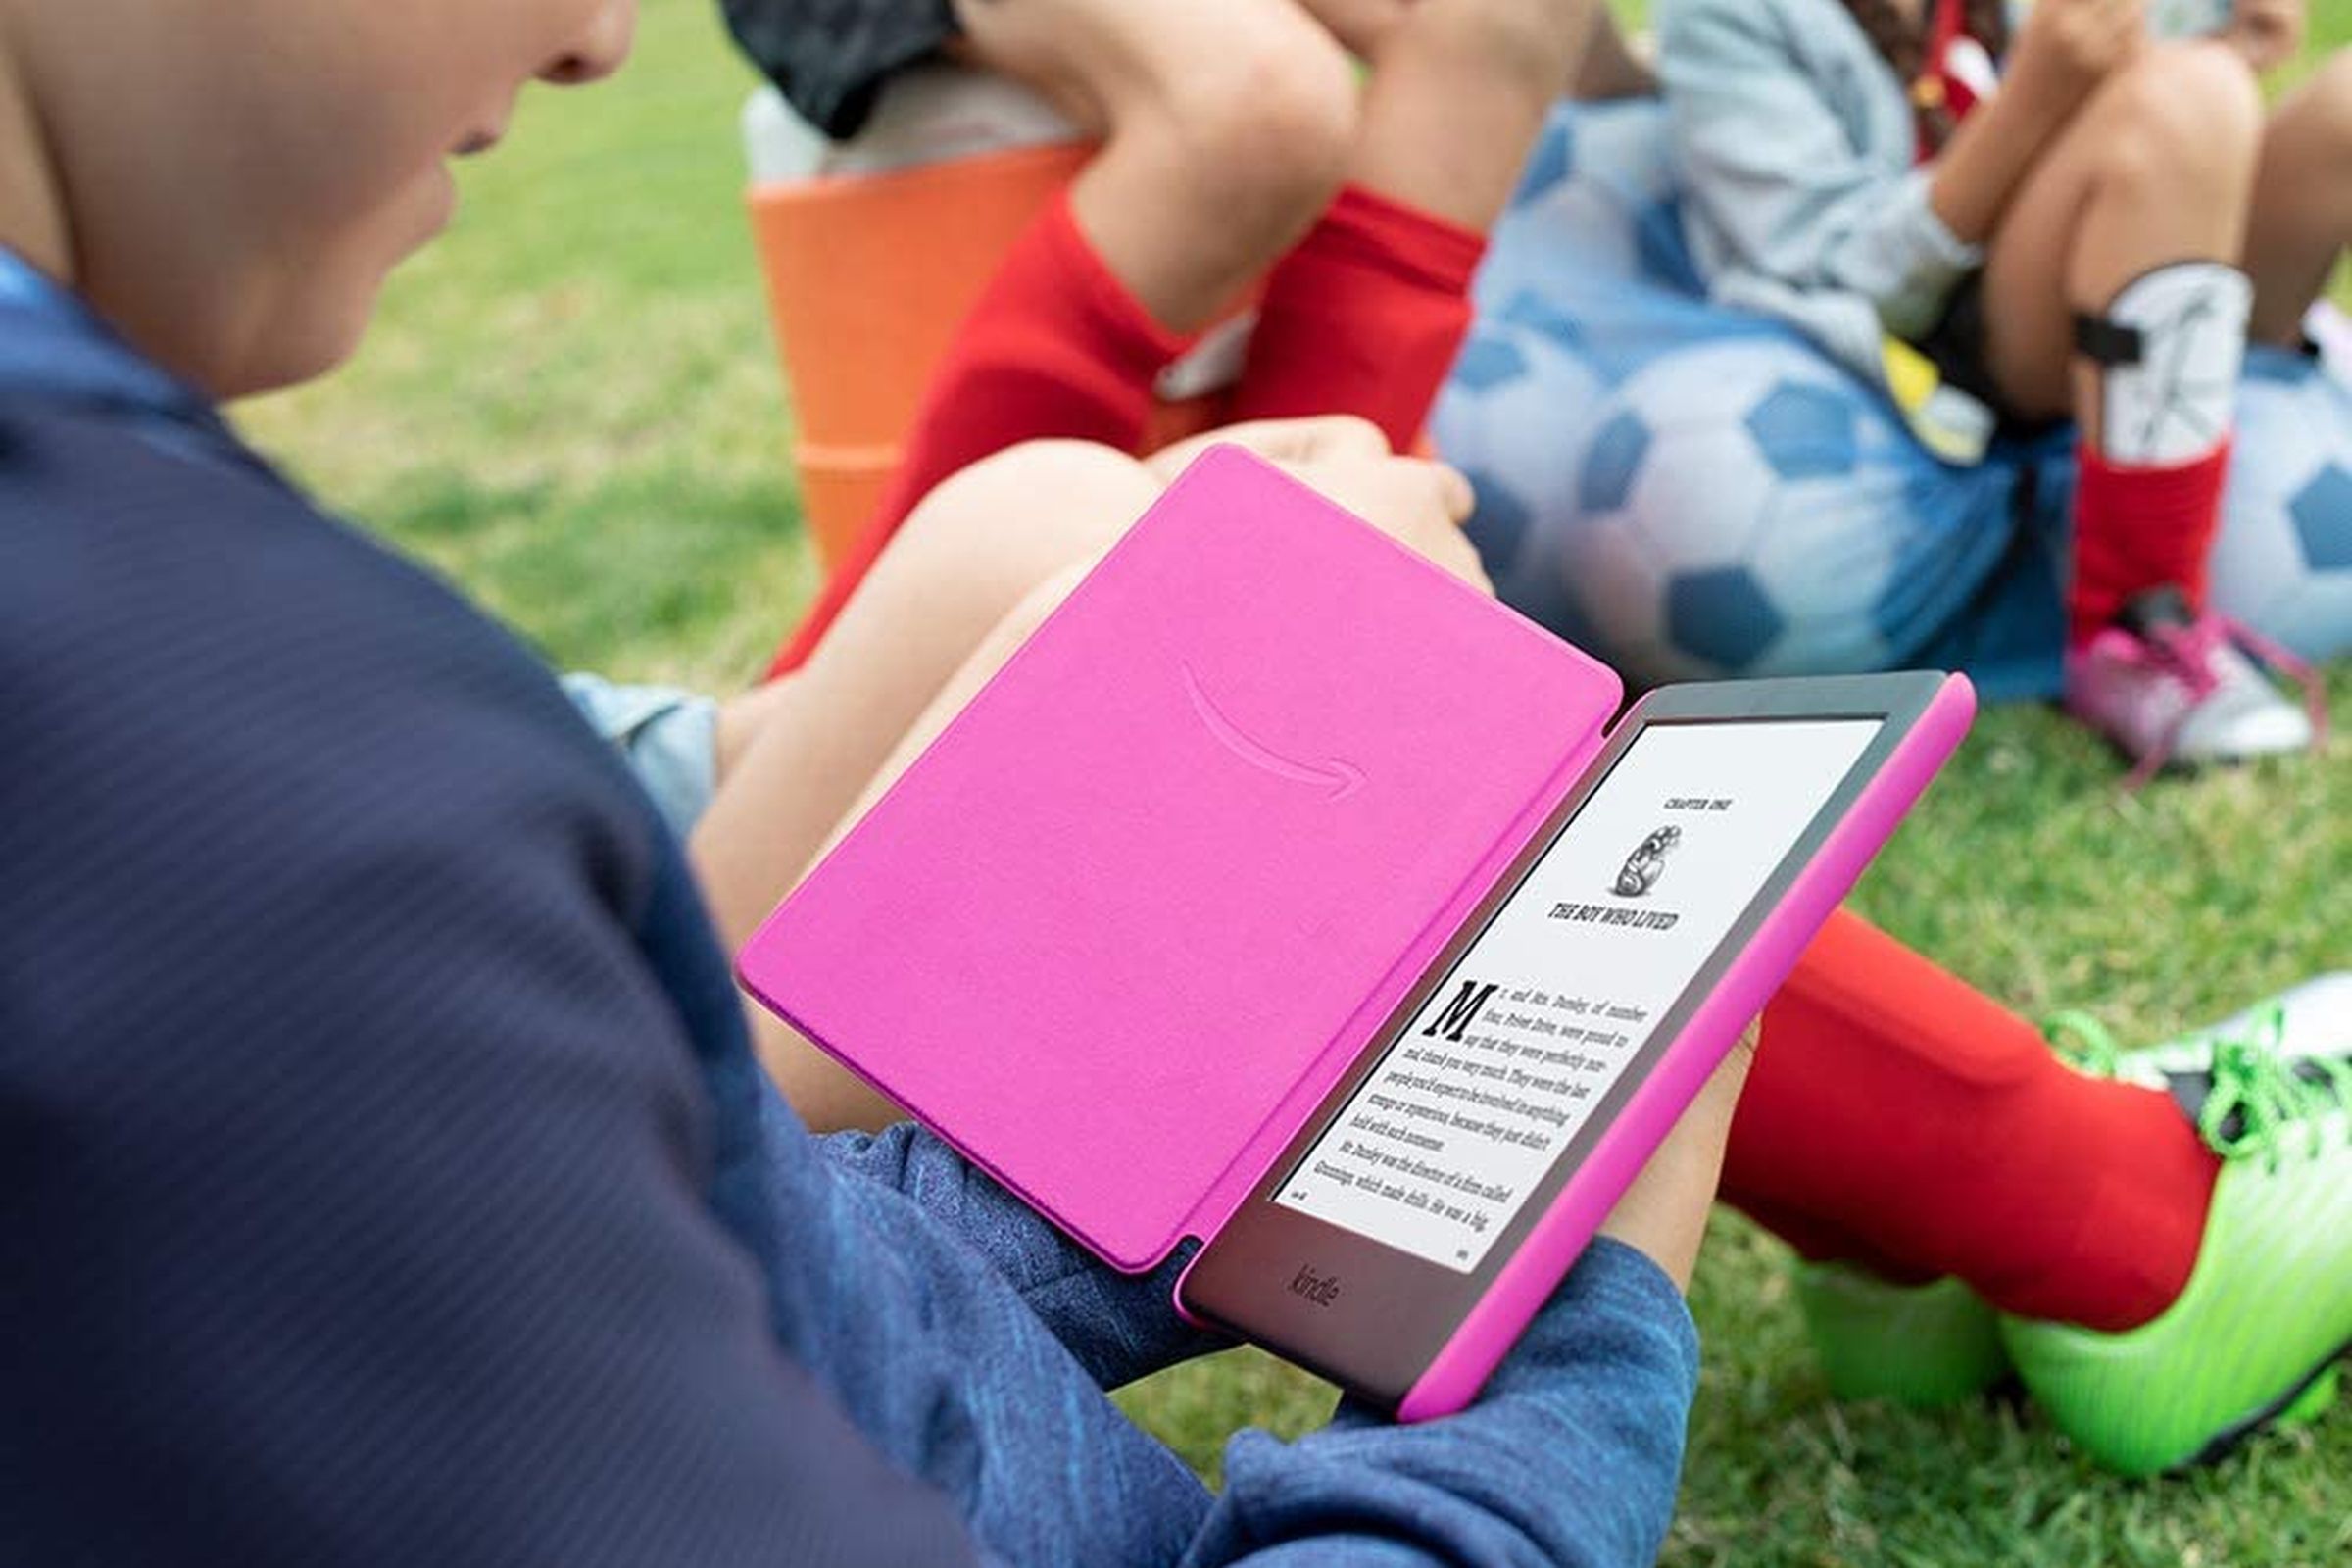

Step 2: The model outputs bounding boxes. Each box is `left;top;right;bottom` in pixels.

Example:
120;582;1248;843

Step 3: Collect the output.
737;445;1625;1272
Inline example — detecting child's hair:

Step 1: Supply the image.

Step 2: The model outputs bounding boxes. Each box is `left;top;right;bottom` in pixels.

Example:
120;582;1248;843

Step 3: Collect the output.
1837;0;2013;152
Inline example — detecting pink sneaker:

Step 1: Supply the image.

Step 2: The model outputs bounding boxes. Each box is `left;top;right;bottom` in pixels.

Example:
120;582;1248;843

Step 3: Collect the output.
2064;588;2325;788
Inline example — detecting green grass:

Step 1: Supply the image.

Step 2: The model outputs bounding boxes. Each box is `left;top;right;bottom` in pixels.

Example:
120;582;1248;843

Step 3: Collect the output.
239;2;2352;1562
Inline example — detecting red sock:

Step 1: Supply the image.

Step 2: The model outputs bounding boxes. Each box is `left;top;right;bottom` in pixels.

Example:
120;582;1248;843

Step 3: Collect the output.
767;192;1195;677
1226;183;1487;451
2068;440;2232;644
1721;909;2220;1332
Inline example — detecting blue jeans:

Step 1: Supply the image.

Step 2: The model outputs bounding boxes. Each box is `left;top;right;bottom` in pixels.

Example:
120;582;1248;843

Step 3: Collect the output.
561;672;720;841
787;1105;1700;1566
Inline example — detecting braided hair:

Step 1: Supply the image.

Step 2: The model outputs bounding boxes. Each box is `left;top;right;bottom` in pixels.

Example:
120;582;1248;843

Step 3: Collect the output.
1838;0;2013;152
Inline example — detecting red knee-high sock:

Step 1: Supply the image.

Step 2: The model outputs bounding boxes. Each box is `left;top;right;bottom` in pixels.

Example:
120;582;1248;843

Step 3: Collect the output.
768;192;1195;677
1226;183;1487;451
2068;441;2232;644
1721;909;2220;1332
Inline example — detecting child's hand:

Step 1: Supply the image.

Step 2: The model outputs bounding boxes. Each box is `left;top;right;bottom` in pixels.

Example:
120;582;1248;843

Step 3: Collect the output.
1149;416;1491;592
1287;450;1490;593
1146;414;1402;481
2226;0;2305;73
1595;1019;1759;1292
2005;0;2149;121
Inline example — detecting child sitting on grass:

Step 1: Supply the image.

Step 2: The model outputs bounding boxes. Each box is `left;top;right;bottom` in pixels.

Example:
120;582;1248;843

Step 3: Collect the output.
0;0;1755;1561
1658;0;2347;781
670;7;2352;1480
726;0;1633;670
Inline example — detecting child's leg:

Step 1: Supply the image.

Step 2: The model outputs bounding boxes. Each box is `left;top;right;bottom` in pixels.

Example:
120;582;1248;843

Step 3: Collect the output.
695;441;1155;960
736;554;1107;1128
769;0;1359;675
2242;50;2352;348
710;444;1154;1129
1723;910;2221;1332
723;422;1483;1128
1229;0;1601;447
1569;3;1655;101
1973;42;2264;643
951;0;1359;334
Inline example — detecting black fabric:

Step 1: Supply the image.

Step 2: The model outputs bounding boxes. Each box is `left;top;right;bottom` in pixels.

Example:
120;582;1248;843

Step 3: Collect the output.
2166;1057;2352;1148
723;0;962;139
1912;270;2003;412
0;394;976;1568
1910;271;2065;439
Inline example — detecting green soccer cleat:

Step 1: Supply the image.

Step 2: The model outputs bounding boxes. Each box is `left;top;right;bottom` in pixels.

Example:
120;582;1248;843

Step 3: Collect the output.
1999;1027;2352;1476
1793;1263;2011;1409
1790;976;2352;1421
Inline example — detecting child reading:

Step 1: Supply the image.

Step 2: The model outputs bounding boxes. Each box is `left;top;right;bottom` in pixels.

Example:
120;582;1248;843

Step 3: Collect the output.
0;0;1749;1560
688;425;2352;1479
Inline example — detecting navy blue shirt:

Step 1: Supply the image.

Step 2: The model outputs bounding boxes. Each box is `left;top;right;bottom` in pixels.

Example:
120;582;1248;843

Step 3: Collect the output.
0;257;983;1565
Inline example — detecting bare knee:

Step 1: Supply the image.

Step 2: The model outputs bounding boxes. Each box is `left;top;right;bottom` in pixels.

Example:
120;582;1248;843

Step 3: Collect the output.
1126;21;1357;220
893;439;1157;597
2093;43;2264;203
990;559;1096;652
1442;0;1608;98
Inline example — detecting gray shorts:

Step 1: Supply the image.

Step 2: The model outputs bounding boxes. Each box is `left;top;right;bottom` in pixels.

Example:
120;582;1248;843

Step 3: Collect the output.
562;672;721;840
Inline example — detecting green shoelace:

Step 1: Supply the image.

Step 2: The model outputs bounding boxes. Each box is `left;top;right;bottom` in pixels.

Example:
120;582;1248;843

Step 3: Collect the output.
2042;1003;2352;1171
2041;1007;2131;1079
2200;1031;2352;1171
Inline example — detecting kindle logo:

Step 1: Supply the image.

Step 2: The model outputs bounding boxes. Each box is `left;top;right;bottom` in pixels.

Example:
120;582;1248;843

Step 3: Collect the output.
1182;662;1365;801
1289;1265;1343;1307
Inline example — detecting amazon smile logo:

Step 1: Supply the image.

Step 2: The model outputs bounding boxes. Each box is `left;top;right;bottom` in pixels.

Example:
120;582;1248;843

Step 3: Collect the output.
1181;663;1365;801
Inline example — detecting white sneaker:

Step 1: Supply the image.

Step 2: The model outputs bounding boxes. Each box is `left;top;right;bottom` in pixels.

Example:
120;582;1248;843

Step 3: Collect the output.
2063;586;2322;787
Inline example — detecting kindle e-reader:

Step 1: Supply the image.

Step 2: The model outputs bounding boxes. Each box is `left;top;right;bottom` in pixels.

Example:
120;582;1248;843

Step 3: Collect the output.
1176;673;1970;1417
737;446;1972;1419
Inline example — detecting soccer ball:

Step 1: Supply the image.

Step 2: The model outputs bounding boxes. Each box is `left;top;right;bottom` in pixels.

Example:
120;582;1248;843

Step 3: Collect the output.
1523;340;1945;688
1482;100;1692;300
1432;319;1609;639
1444;103;2032;690
2209;351;2352;662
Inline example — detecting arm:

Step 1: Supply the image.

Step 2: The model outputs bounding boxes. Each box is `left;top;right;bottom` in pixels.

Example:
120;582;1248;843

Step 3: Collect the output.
811;1119;1696;1568
1928;0;2148;243
1659;0;1984;337
1659;0;2133;334
1183;1241;1699;1568
817;1117;1231;1389
1176;1027;1753;1568
1921;69;2082;245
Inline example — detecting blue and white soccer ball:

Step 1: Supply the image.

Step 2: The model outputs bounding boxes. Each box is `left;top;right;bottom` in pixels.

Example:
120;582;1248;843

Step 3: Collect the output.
1436;323;1608;612
1519;342;1948;688
1444;100;2350;692
1474;97;1692;306
2209;350;2352;662
1441;101;2048;694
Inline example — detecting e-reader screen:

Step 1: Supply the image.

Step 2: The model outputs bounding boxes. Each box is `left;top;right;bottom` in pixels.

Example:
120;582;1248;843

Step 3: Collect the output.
1274;717;1883;1272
